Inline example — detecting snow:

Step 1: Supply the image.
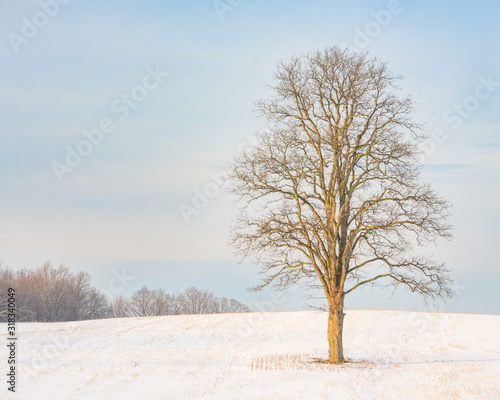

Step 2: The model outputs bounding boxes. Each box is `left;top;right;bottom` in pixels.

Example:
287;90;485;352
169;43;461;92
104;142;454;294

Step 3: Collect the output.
1;310;499;399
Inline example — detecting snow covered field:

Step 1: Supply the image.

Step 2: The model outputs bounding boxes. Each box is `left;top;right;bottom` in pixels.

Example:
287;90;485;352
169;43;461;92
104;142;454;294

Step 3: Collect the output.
1;310;499;399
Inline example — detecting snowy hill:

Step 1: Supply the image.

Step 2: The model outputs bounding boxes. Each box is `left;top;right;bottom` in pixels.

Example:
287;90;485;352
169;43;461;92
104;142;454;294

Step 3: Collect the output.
2;310;499;399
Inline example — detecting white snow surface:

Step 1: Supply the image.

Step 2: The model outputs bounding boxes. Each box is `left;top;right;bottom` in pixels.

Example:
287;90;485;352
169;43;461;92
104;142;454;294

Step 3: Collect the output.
1;310;499;399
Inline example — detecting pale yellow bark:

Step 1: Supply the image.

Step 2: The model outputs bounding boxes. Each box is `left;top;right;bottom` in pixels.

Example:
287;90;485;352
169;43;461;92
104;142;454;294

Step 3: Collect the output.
327;300;344;364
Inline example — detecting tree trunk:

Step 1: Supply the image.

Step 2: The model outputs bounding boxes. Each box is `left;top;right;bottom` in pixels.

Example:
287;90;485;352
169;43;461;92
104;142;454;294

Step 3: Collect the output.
327;304;345;363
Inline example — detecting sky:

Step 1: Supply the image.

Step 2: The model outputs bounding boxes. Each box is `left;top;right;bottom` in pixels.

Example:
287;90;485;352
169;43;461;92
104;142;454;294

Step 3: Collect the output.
0;0;499;314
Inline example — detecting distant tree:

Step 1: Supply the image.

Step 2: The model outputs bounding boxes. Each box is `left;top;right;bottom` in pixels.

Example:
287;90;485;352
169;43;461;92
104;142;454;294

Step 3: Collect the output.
110;295;131;318
0;263;110;322
65;271;110;320
229;46;454;363
214;297;250;313
229;298;251;313
128;286;156;317
0;267;30;321
177;287;216;314
119;286;249;317
6;268;34;321
30;263;74;322
128;286;179;317
1;263;250;322
79;287;110;320
155;289;180;315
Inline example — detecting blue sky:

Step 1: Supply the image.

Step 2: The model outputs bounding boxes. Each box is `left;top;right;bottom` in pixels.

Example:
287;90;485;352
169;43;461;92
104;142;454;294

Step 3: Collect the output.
0;0;499;314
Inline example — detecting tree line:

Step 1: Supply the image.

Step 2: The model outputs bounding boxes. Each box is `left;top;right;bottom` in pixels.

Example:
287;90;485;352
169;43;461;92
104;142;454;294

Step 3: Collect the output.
0;262;250;322
109;286;250;318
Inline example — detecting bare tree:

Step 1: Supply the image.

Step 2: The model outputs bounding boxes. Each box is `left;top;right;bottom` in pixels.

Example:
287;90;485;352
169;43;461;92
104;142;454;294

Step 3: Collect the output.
0;266;13;320
1;261;251;321
128;286;156;317
177;287;217;314
128;287;178;317
110;295;131;318
152;289;179;316
30;263;74;322
1;264;252;320
0;266;30;321
79;287;110;320
72;271;95;320
3;267;34;321
229;47;453;363
1;263;110;322
214;297;251;313
123;286;248;317
228;298;251;313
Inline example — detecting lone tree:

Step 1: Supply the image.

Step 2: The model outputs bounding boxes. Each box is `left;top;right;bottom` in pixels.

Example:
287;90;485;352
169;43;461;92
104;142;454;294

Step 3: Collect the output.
229;47;453;364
